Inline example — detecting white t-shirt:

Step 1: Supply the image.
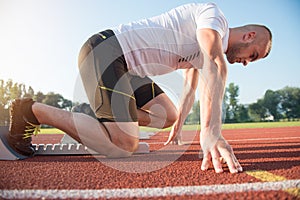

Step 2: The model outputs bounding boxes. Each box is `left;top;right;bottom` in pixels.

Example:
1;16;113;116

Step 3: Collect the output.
112;2;229;77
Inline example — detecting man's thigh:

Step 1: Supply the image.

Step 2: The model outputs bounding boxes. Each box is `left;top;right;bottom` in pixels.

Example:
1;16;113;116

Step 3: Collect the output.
78;31;138;122
141;93;177;119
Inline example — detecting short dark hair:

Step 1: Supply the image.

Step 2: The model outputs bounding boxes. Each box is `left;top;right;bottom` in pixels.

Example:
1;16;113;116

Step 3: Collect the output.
262;25;272;58
243;24;272;58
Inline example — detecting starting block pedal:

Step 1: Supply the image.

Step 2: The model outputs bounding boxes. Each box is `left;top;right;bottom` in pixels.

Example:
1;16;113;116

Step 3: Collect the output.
0;126;149;161
0;126;28;160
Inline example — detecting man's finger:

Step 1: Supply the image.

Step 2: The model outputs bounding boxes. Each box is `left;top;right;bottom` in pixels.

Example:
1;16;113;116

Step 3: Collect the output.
219;146;239;173
164;137;174;145
211;148;223;173
232;153;243;172
164;125;179;145
164;132;176;145
201;152;211;171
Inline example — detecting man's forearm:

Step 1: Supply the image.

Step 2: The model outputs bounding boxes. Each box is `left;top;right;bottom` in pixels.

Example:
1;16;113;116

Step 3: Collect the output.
196;27;242;173
177;88;195;126
164;69;198;144
199;60;227;151
177;69;199;124
196;28;228;151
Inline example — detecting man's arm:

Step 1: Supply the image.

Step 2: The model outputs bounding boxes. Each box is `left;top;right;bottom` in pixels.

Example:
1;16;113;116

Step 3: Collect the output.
197;28;242;173
164;68;199;145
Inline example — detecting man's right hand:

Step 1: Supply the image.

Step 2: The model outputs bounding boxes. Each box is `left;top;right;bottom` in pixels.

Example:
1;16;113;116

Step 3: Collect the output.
200;136;243;173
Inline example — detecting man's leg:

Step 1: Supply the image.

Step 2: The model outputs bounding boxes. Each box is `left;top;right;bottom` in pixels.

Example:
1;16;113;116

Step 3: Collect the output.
76;30;140;157
32;102;138;158
130;75;178;129
137;93;177;129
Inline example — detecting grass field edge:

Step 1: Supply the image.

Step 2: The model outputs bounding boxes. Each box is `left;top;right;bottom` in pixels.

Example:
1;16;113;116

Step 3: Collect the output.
40;121;300;134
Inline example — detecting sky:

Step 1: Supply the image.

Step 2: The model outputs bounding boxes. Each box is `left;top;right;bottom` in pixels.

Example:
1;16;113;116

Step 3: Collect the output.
0;0;299;105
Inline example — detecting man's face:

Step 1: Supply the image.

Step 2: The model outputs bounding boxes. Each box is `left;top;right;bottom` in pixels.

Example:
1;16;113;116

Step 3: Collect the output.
225;42;263;66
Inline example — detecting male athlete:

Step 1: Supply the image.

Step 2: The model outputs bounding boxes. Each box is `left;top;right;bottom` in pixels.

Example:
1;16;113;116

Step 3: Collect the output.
8;3;272;173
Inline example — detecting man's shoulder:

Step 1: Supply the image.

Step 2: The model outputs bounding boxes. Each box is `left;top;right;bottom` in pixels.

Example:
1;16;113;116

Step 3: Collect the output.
172;2;216;11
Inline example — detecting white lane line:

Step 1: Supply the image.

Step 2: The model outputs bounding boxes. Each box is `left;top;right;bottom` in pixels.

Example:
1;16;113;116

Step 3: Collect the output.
1;180;299;199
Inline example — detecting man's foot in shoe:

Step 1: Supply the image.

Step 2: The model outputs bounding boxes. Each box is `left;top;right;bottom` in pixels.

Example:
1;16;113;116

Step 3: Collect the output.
8;98;41;157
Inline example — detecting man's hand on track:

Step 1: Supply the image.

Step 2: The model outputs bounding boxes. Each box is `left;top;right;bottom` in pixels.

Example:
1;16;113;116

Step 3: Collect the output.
201;137;243;173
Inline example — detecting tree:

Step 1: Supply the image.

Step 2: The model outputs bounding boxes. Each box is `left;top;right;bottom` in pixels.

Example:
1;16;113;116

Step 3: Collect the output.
263;90;281;121
34;91;46;103
41;92;73;110
0;79;74;125
248;99;267;121
0;80;9;125
24;86;35;98
62;98;73;111
185;100;200;124
225;83;239;123
9;82;22;101
42;92;64;108
236;104;250;122
278;87;300;120
0;79;23;125
0;80;6;107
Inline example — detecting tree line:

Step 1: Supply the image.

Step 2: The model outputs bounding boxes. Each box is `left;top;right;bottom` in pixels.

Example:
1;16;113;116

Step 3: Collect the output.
186;83;300;124
0;79;72;126
1;79;299;126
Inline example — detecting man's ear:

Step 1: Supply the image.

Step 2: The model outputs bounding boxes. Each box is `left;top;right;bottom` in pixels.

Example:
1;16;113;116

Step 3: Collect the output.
243;32;256;42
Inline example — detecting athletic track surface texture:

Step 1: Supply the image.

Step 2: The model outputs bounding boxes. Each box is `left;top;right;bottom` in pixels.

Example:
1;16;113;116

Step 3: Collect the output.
0;126;300;199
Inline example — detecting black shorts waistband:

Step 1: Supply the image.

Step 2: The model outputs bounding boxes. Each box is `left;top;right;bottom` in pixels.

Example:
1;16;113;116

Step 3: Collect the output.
78;29;120;67
89;29;116;49
98;29;115;40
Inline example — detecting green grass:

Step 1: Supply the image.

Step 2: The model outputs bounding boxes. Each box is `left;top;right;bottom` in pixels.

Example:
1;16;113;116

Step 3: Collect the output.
222;121;300;129
40;121;300;134
140;121;300;132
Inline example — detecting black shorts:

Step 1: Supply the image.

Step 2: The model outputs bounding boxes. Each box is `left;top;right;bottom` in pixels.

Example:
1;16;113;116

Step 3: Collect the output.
78;30;164;122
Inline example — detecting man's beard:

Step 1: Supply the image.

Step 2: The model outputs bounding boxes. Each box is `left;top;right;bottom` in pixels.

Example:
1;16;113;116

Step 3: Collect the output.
226;43;249;64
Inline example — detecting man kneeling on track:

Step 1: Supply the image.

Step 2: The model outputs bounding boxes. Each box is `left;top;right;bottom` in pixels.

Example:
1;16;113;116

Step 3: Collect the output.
8;2;272;173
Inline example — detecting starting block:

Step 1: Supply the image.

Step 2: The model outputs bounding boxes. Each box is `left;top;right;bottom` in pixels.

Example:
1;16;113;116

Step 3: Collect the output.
0;126;28;160
0;126;149;161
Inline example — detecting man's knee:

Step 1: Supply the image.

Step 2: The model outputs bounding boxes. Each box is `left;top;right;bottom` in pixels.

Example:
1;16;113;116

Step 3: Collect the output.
106;136;139;158
103;122;139;157
163;110;178;128
117;136;139;153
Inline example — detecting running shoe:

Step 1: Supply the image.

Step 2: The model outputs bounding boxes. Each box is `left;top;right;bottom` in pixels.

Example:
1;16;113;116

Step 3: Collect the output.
8;98;40;156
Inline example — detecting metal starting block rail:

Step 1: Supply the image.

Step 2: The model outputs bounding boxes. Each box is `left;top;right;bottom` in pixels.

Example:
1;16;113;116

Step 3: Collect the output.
33;142;149;155
34;143;90;155
0;126;149;161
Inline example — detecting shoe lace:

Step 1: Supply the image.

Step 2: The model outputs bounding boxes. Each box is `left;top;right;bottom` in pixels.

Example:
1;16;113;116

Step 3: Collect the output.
23;121;41;139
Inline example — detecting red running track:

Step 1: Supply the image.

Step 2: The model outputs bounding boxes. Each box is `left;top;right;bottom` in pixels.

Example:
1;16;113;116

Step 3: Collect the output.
0;127;299;199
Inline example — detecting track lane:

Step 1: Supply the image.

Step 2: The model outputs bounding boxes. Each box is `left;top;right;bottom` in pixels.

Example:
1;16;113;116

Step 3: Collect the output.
0;127;299;199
